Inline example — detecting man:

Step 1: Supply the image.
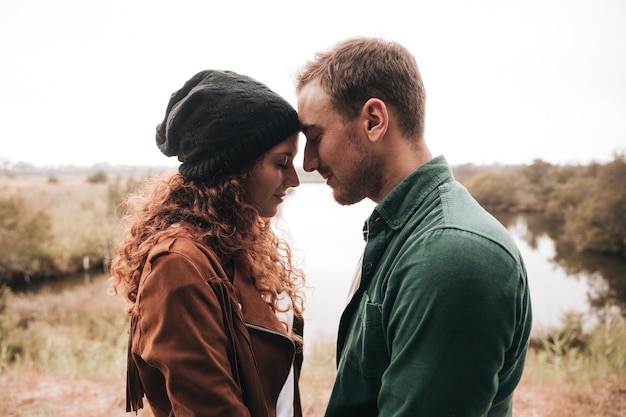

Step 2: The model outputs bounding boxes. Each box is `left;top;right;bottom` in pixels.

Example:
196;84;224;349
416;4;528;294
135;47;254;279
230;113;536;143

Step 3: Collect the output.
295;37;532;417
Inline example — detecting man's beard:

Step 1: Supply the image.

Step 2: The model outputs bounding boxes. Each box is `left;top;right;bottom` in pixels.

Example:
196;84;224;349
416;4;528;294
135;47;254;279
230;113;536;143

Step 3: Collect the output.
332;127;385;206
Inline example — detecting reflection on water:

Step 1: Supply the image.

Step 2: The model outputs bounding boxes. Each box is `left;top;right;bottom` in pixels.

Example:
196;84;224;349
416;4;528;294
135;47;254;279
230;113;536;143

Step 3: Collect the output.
23;271;100;294
494;212;626;329
279;184;626;336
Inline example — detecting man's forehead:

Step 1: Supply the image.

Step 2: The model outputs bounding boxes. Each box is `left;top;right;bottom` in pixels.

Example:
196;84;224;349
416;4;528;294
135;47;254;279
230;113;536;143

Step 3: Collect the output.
297;81;327;107
297;84;332;129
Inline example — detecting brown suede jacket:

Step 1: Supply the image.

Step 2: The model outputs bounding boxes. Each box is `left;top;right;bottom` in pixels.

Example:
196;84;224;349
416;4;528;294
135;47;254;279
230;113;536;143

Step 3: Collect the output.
126;236;304;417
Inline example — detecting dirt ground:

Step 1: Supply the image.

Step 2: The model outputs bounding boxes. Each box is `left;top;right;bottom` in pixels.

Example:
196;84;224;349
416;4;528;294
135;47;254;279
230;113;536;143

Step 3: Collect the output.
1;369;625;417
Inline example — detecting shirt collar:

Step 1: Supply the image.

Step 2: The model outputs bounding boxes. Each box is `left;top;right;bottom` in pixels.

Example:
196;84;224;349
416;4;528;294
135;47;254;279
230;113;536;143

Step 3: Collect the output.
365;155;453;233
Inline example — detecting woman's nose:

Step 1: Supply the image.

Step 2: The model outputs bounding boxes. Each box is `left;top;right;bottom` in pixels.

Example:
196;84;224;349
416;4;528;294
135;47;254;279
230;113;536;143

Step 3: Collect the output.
285;164;300;188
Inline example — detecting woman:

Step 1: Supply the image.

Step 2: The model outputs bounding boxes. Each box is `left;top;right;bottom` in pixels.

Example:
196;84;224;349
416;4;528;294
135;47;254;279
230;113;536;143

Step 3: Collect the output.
110;70;305;417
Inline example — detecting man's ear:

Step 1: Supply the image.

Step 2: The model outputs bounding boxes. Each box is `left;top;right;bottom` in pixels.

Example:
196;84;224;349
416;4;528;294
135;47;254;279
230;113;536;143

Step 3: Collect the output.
361;98;388;143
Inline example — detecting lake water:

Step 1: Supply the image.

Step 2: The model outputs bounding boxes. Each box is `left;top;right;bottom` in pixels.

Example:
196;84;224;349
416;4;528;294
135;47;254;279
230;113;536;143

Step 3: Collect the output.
33;182;626;340
277;183;626;338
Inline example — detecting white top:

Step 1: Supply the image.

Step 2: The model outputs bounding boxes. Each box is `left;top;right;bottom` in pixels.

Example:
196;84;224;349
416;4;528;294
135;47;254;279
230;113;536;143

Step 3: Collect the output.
346;254;364;304
274;291;295;417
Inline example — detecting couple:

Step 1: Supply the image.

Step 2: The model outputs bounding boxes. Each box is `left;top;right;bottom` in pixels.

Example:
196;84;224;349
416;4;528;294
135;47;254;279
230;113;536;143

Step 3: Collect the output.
110;37;532;417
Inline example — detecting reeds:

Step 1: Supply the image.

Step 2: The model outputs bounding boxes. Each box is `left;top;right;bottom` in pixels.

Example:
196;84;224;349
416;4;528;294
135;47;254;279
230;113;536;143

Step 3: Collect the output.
1;279;625;416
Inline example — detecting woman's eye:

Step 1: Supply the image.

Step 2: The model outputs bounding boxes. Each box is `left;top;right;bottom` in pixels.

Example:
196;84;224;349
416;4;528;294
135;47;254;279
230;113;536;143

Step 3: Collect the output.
277;157;289;169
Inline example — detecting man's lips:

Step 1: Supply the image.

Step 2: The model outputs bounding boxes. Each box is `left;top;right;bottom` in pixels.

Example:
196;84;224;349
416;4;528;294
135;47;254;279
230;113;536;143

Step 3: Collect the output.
319;170;332;181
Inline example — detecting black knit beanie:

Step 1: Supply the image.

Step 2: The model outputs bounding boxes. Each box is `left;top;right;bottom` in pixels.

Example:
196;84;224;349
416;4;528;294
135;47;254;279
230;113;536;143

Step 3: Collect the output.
156;70;300;182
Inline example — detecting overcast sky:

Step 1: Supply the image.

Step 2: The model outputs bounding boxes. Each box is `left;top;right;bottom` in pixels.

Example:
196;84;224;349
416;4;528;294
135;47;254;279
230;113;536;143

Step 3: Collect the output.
1;0;625;168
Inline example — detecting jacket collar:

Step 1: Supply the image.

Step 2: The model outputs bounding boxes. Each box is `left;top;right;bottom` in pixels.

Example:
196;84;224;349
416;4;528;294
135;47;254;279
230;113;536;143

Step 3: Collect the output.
233;265;290;336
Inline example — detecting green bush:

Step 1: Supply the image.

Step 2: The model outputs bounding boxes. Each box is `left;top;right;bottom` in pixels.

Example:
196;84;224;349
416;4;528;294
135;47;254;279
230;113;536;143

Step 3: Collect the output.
0;193;56;281
464;171;520;211
463;155;626;256
567;156;626;256
86;170;108;184
0;286;20;368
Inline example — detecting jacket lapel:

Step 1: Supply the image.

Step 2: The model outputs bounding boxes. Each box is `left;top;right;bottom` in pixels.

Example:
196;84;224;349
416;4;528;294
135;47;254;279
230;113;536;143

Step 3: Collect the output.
232;266;289;335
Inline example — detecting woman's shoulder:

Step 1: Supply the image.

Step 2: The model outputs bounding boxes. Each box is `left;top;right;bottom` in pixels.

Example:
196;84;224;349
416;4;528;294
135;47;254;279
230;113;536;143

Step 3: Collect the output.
148;235;221;270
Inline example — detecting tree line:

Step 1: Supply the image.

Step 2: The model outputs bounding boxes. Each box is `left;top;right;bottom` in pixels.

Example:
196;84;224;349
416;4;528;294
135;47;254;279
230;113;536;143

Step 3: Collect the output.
457;154;626;257
0;155;624;287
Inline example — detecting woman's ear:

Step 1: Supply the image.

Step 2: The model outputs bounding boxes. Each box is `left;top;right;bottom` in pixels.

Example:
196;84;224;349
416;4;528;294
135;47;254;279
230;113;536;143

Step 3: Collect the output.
361;98;388;143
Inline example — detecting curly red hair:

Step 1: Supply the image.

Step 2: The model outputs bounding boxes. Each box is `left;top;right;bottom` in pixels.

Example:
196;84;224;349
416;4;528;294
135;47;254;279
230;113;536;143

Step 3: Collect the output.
109;171;305;325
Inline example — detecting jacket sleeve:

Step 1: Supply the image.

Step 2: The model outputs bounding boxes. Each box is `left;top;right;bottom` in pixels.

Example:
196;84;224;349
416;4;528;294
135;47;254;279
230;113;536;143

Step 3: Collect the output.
378;230;527;416
134;248;251;417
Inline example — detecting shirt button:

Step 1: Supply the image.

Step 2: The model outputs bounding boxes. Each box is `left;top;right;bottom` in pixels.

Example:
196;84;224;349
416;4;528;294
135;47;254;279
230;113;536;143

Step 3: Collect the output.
393;219;400;226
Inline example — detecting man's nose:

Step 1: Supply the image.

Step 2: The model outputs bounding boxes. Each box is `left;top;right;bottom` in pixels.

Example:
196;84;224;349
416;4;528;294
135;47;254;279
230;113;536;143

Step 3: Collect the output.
302;143;319;173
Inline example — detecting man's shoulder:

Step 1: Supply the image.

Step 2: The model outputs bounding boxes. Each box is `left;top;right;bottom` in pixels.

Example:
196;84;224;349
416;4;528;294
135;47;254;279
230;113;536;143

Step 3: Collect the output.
398;182;523;267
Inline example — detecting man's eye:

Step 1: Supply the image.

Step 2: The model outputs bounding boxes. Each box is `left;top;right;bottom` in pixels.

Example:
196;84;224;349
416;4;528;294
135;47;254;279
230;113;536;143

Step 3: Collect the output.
309;135;321;144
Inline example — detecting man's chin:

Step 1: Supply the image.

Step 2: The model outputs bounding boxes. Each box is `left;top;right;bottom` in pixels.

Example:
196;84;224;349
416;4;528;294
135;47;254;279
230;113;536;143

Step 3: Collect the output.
333;188;365;206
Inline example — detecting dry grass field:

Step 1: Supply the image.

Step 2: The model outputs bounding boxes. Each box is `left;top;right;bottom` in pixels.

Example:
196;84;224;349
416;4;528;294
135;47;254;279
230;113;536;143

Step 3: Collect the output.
0;279;625;417
1;347;625;417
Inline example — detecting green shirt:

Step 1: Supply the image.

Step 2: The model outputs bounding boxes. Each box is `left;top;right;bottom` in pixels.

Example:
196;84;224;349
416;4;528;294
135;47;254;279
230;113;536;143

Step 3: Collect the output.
325;156;532;417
